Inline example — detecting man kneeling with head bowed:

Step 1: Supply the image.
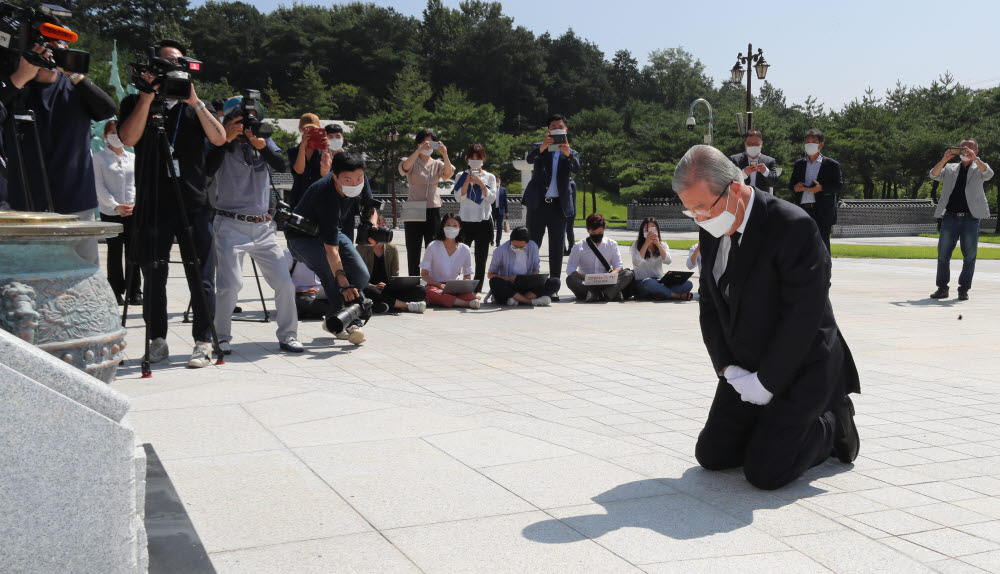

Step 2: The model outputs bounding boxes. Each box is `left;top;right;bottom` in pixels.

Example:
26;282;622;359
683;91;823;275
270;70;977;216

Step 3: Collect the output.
673;144;860;490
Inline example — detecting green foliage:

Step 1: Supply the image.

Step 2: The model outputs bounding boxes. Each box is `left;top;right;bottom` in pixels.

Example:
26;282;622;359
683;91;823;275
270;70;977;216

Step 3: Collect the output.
293;62;336;118
268;122;299;153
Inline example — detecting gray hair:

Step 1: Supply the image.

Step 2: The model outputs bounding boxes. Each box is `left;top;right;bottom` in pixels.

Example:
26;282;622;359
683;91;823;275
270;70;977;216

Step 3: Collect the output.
672;145;742;196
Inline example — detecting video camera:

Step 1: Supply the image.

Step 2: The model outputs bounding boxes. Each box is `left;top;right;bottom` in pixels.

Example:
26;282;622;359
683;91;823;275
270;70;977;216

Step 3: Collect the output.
129;46;201;101
0;3;89;74
239;88;272;139
273;199;319;237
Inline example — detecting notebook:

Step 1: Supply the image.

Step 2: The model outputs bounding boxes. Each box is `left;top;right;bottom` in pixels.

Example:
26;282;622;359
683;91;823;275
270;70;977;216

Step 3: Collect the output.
443;279;478;294
514;273;548;293
386;276;421;291
659;271;694;287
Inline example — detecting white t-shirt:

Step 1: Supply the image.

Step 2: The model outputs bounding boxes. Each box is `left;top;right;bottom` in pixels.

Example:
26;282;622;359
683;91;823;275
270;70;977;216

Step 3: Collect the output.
630;241;672;281
283;249;322;292
420;240;473;283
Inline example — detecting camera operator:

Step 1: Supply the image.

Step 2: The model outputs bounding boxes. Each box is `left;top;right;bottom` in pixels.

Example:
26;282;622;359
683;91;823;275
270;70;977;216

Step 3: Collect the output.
286;151;372;345
205;95;303;355
0;41;116;264
357;210;427;314
117;39;227;368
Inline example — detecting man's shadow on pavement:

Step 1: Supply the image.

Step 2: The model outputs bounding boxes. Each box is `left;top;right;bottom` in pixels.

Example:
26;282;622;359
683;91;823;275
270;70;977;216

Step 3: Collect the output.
523;464;850;544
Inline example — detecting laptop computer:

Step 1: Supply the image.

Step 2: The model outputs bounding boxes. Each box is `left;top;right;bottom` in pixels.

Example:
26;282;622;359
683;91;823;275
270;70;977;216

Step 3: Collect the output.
514;273;548;293
443;279;478;295
659;271;694;287
386;276;421;291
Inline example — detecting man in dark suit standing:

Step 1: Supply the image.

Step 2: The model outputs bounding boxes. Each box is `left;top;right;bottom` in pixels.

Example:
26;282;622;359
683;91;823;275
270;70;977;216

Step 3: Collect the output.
523;114;580;295
789;128;843;252
730;129;779;194
492;175;508;245
673;145;860;491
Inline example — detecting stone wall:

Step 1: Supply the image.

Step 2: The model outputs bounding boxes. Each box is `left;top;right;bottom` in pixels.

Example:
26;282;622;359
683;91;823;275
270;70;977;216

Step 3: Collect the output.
0;329;147;574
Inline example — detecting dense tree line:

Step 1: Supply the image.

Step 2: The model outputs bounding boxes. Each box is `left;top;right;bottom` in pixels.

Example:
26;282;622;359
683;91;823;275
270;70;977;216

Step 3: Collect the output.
15;0;998;207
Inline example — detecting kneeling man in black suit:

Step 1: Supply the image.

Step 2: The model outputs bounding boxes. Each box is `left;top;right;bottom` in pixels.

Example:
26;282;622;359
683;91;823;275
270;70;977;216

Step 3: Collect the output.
673;144;860;490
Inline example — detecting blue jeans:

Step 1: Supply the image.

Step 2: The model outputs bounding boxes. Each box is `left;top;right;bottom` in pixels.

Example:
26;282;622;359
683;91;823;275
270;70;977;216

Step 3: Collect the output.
287;233;370;323
634;277;694;300
936;213;979;291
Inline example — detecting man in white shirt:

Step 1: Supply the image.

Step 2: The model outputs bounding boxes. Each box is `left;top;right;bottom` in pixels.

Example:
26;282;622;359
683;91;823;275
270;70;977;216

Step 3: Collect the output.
729;129;778;194
565;213;633;302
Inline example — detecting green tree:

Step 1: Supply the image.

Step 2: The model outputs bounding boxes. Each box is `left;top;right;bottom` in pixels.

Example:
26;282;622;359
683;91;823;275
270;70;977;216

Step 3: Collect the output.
292;62;336;118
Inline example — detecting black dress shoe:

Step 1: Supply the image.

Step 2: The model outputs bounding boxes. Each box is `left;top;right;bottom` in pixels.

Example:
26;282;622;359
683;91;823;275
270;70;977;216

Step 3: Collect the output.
551;295;560;302
958;289;969;301
115;294;125;306
127;291;142;305
930;287;949;299
832;395;860;463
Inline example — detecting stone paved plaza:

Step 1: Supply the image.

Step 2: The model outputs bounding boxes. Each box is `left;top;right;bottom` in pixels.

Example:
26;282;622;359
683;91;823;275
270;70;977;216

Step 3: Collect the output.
110;233;1000;573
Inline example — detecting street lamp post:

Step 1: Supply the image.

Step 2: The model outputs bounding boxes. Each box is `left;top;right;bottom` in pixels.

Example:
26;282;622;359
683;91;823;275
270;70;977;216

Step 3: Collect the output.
387;123;399;228
730;43;769;133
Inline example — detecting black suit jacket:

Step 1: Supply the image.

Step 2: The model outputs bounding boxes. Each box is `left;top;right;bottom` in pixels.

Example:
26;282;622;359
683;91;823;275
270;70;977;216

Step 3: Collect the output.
788;156;843;226
699;191;859;410
730;152;779;193
522;142;580;218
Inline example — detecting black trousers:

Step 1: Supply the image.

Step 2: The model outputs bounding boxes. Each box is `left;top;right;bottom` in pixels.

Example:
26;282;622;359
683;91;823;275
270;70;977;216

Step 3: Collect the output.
363;284;427;311
100;212;141;297
695;376;838;490
492;210;505;245
800;204;832;253
527;200;567;280
141;208;216;343
565;215;575;252
462;219;494;292
489;276;560;302
295;292;328;320
404;207;441;276
566;270;633;301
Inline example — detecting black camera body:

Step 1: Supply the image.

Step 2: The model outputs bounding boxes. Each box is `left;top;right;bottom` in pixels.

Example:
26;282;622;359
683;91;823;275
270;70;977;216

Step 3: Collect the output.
0;3;89;74
273;199;319;237
240;88;273;139
356;219;393;245
129;47;201;100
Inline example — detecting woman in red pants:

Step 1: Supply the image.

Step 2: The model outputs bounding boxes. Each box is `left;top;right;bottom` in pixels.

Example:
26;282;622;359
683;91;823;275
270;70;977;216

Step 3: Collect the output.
419;214;481;309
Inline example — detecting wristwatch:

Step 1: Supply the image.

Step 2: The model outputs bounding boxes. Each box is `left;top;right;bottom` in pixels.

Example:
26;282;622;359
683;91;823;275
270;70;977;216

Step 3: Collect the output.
68;73;82;82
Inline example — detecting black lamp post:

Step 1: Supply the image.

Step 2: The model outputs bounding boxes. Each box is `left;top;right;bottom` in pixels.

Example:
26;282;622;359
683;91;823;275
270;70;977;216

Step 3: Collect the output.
387;123;399;227
730;43;769;132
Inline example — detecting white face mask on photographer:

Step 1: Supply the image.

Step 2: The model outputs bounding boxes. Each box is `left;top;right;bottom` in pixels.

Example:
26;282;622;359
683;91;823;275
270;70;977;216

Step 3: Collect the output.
468;159;483;170
329;137;343;151
695;189;737;238
804;143;821;156
745;145;761;158
961;151;976;163
106;134;124;149
443;226;460;239
340;181;364;198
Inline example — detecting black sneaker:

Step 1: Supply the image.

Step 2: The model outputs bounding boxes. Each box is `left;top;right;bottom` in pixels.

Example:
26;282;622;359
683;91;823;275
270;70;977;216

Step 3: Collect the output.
832;395;860;463
115;293;125;306
958;289;969;301
930;287;949;299
372;300;391;314
551;295;560;302
127;291;142;306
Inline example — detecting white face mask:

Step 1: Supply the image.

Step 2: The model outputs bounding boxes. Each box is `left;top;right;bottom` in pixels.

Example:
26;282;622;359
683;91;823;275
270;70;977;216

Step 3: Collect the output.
106;134;124;149
695;190;737;238
745;146;761;158
329;137;343;151
804;143;821;156
962;152;975;163
340;181;364;198
443;226;460;239
511;245;526;253
468;159;483;169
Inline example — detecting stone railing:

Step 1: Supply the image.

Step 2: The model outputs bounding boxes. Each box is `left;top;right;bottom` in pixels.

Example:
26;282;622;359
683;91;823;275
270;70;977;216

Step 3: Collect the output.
0;329;148;573
627;197;998;237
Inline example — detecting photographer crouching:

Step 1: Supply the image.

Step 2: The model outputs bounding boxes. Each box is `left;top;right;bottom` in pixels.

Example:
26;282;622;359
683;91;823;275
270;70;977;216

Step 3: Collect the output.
205;93;303;354
284;151;372;345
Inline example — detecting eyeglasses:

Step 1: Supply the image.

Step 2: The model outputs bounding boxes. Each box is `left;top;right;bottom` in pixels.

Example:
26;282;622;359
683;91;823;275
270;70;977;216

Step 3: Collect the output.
682;181;737;219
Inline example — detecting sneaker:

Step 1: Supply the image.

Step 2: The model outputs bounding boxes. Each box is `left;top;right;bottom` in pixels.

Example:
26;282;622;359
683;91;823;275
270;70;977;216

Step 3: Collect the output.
584;291;596;303
218;341;232;355
506;297;519;307
280;338;305;353
930;287;949;299
148;337;169;363
372;300;391;314
407;301;427;313
347;325;366;345
958;289;969;301
532;296;551;307
186;342;212;369
469;299;481;310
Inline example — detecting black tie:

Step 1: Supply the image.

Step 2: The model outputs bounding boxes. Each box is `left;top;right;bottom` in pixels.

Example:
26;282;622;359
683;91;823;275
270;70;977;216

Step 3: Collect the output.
718;231;741;300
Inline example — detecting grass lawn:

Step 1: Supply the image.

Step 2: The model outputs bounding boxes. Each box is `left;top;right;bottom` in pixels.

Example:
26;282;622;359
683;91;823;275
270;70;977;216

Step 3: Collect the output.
919;232;1000;244
615;239;1000;260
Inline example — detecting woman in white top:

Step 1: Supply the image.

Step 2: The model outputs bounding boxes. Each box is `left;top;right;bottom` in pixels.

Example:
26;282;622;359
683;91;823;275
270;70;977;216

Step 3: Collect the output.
419;214;480;309
93;120;140;305
453;143;497;292
630;217;693;301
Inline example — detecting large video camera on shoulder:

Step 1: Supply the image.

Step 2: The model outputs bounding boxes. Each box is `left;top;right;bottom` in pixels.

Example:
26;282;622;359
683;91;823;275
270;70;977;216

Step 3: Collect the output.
239;88;273;139
129;46;201;101
0;3;89;74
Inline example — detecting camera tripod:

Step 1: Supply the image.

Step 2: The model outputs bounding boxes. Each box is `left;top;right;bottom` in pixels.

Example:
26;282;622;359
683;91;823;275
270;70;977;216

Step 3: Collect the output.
120;96;225;377
182;256;271;324
3;90;55;212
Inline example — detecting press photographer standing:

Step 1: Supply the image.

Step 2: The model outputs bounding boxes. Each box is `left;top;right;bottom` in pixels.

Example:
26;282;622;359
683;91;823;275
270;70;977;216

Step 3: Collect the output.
118;39;227;369
0;40;116;264
206;95;302;354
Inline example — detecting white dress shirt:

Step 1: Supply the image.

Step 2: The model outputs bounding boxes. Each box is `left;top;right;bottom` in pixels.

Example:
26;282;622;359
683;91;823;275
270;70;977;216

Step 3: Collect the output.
566;238;623;275
453;169;497;222
93;147;136;216
420;240;473;283
801;154;823;205
712;188;755;289
630;241;672;281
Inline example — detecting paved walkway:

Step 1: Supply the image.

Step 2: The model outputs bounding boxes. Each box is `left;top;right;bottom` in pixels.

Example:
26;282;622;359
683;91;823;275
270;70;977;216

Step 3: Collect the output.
110;238;1000;574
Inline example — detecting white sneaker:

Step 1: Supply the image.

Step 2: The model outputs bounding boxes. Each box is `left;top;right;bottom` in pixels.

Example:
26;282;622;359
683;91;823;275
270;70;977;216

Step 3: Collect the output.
407;301;427;314
280;338;304;353
532;296;552;307
186;342;213;369
218;341;232;355
347;325;365;345
506;298;519;307
584;291;596;303
148;337;169;363
469;299;481;310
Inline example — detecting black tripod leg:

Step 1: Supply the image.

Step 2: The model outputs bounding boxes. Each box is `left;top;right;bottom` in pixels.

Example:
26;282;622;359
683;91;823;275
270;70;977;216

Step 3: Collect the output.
251;258;270;322
26;113;55;212
6;113;36;211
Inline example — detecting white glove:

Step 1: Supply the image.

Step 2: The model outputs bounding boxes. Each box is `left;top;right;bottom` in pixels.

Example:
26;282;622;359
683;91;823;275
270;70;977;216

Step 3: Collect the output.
727;371;774;406
724;365;751;380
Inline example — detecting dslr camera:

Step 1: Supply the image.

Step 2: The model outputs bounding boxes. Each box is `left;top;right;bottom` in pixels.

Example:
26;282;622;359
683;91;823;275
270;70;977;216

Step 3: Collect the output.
0;3;89;74
273;199;319;237
326;298;372;334
356;202;393;245
129;46;201;101
239;88;272;139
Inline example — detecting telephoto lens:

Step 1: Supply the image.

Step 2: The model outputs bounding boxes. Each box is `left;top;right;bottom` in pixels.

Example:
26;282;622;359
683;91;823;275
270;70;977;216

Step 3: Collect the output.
325;300;372;334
